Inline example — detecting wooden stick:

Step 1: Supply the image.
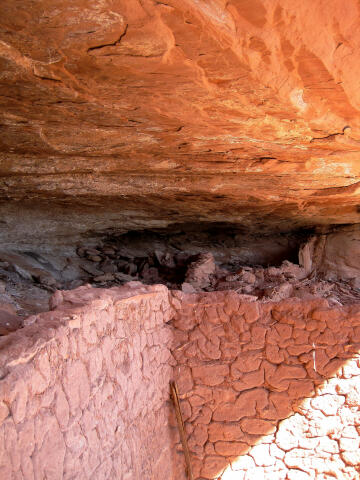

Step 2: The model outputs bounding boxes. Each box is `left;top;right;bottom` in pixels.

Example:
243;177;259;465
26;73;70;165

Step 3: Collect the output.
170;381;194;480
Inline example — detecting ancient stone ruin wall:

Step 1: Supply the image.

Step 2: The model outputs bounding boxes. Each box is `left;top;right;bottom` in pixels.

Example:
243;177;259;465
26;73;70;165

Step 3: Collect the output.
171;291;360;480
1;284;360;480
0;284;178;480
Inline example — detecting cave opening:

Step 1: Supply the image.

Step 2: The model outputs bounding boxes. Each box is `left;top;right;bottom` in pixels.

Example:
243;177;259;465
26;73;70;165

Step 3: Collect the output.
2;0;360;477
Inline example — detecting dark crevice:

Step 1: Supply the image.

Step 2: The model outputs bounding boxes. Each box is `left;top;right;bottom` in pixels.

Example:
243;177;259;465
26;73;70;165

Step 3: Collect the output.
310;125;350;143
2;221;360;334
87;24;129;53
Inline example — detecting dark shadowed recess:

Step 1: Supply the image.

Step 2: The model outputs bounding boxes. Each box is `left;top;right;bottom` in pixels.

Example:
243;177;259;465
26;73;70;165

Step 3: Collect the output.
100;222;313;268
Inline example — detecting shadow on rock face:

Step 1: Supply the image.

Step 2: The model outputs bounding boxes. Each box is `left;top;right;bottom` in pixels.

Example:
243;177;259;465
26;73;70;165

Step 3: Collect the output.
169;292;360;479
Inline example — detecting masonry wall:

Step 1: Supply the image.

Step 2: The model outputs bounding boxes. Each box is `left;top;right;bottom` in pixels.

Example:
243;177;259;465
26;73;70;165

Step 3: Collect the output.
171;290;360;480
0;284;179;480
1;285;360;480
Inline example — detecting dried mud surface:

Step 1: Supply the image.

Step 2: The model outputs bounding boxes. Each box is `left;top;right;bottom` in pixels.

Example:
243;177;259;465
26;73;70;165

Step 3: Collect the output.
1;285;360;479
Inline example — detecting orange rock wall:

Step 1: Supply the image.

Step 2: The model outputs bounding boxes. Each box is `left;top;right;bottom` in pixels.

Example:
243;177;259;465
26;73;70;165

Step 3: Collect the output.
303;227;360;281
1;0;360;234
171;291;360;479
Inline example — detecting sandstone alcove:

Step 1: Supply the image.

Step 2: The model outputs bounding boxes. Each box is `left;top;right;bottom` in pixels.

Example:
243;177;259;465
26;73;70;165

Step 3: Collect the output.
1;1;360;479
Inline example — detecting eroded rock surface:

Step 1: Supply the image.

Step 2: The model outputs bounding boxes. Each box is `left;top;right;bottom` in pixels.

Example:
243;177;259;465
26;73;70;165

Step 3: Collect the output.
1;1;360;236
300;226;360;281
2;226;360;335
0;225;304;325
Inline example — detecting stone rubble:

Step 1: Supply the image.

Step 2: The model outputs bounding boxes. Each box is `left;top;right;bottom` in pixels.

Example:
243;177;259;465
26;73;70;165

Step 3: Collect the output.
71;240;360;310
0;235;360;336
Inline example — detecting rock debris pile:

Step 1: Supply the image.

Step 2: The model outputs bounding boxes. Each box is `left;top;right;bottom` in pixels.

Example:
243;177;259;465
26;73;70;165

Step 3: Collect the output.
75;242;360;307
0;229;359;336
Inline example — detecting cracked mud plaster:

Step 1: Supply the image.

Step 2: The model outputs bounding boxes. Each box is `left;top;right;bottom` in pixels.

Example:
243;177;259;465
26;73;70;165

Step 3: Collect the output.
1;284;360;479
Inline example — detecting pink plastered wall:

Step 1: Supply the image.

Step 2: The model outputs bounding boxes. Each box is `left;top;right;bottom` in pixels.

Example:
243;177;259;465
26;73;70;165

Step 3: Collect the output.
171;290;360;480
0;284;179;480
1;285;360;480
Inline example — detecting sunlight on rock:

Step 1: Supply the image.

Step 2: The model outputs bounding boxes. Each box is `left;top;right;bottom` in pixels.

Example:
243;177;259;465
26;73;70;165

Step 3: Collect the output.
1;0;360;478
217;353;360;480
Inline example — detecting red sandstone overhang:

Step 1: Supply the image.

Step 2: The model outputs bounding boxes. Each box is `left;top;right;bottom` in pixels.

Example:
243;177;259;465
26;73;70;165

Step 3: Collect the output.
1;0;360;233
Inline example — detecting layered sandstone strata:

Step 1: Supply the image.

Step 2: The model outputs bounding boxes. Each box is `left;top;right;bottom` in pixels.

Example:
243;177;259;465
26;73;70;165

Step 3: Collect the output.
1;0;360;237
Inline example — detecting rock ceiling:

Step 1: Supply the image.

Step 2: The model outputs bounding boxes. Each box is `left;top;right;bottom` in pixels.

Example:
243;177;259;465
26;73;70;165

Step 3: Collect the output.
1;0;360;235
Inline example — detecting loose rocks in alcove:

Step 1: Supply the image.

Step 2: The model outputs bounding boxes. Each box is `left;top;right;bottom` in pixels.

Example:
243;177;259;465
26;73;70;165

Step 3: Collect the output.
74;238;360;307
76;241;191;289
1;226;360;336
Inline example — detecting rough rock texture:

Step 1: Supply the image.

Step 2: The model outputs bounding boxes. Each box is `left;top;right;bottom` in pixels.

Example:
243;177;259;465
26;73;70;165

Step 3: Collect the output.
2;225;359;326
1;0;360;238
0;226;305;320
171;290;360;479
300;226;360;281
185;253;216;290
